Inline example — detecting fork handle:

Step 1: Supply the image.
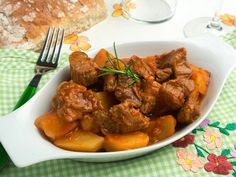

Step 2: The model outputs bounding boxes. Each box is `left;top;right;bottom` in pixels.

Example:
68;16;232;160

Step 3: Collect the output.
0;74;42;169
0;144;9;169
14;74;42;110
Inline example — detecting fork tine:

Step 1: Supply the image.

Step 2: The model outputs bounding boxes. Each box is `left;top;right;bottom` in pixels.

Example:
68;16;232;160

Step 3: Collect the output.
44;27;56;62
49;28;60;64
54;29;64;66
14;27;64;111
36;27;52;65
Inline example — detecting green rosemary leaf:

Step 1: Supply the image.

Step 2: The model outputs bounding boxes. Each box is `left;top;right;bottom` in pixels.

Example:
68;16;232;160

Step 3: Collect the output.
112;43;122;70
98;43;141;85
100;68;125;74
118;57;130;68
106;52;116;69
113;42;119;59
98;73;111;77
128;80;136;87
133;73;140;80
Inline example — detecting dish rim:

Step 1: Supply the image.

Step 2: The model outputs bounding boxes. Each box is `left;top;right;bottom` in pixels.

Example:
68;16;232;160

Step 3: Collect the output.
1;35;236;167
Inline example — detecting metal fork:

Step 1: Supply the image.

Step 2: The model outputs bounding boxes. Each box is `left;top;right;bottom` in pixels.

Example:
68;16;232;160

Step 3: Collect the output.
14;27;64;109
0;27;64;169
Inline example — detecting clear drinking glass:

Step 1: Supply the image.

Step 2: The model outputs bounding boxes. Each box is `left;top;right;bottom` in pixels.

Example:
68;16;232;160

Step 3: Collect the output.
183;0;224;37
121;0;177;23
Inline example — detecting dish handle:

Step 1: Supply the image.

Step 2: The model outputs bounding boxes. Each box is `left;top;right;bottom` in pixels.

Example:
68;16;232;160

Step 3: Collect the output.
189;33;236;70
0;112;16;168
0;106;26;168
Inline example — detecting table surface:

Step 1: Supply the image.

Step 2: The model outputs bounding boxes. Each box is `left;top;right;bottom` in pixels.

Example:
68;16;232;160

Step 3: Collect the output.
71;0;236;52
1;0;236;177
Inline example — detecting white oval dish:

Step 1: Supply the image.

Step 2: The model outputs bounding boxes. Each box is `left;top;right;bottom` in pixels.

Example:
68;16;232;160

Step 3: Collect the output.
0;35;236;168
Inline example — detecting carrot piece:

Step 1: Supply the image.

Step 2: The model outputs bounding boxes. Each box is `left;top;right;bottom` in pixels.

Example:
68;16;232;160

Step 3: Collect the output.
94;49;114;67
190;65;210;95
94;48;125;70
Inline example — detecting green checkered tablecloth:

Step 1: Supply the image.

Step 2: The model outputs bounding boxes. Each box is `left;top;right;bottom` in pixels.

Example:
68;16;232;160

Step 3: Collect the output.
1;32;236;177
223;29;236;49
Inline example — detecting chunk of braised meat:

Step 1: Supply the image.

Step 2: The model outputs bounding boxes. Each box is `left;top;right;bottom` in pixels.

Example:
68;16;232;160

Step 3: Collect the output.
96;101;150;134
103;74;117;92
170;48;192;78
173;58;192;78
155;78;195;115
52;81;102;122
94;110;120;134
114;75;142;106
129;55;154;79
142;55;173;83
155;67;173;83
176;78;195;96
157;48;184;68
156;48;192;80
140;93;156;115
143;55;159;73
140;79;161;114
110;101;150;133
177;89;200;124
69;51;99;86
142;78;161;96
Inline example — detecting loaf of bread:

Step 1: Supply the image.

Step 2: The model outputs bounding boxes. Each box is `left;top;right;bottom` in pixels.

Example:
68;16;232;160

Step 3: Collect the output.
0;0;107;50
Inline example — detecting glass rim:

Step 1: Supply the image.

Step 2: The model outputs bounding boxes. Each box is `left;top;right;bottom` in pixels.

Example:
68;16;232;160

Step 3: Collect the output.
121;0;178;24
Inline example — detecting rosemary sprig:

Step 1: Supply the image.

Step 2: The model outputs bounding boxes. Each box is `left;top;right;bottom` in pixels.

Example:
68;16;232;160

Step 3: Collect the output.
113;42;119;59
98;42;141;85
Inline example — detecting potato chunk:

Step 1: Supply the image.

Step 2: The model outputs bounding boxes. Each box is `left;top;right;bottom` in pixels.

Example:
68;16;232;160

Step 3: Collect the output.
95;92;116;110
190;65;210;95
146;115;176;144
80;116;100;133
104;132;149;151
54;130;104;152
35;112;77;140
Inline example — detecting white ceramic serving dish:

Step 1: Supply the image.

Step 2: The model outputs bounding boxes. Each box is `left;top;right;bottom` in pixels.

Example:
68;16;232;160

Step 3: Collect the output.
0;35;236;168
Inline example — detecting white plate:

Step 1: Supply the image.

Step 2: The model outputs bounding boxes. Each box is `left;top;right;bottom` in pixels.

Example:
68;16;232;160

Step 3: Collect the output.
0;35;236;168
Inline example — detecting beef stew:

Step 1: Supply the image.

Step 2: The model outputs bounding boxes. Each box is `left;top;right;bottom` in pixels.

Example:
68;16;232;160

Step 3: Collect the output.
35;47;210;152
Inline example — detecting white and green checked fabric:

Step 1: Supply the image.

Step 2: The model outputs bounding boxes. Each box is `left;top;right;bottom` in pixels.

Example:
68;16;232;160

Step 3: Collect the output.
0;49;69;115
0;32;236;177
224;29;236;49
